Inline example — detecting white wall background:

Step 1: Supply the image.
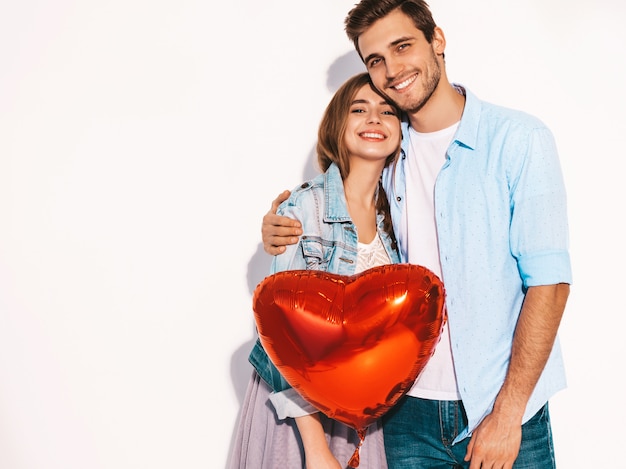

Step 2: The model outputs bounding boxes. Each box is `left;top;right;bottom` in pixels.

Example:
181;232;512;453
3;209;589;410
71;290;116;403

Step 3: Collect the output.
0;1;624;468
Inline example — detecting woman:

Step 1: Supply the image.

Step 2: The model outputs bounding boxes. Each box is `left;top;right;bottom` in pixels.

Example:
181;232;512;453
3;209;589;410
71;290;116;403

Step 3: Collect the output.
229;73;402;469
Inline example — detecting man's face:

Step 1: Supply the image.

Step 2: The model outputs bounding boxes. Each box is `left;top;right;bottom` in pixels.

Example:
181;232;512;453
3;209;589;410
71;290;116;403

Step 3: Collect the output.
358;9;443;114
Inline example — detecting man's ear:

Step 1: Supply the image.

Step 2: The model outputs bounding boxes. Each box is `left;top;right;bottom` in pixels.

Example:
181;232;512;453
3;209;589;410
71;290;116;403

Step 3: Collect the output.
432;26;446;57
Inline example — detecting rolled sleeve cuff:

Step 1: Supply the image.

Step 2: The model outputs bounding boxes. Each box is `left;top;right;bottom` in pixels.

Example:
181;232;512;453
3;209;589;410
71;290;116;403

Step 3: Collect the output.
519;250;573;287
269;388;318;420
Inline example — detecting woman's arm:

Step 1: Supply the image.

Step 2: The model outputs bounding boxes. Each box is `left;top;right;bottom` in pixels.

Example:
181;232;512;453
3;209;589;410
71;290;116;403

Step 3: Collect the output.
295;414;342;469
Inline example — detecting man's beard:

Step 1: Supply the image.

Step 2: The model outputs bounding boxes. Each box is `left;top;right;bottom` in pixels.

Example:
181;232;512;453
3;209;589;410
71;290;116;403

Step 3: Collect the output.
396;52;442;114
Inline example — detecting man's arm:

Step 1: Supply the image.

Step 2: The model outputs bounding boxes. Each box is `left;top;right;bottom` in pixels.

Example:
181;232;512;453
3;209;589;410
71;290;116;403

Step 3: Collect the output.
465;283;569;469
262;190;302;255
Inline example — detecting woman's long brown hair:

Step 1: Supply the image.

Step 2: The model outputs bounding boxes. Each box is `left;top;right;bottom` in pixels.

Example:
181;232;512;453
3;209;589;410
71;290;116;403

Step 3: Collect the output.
316;72;401;251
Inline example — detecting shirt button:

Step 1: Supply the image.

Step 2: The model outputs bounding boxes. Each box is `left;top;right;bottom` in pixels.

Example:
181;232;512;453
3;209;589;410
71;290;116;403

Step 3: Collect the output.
301;182;309;188
396;196;402;202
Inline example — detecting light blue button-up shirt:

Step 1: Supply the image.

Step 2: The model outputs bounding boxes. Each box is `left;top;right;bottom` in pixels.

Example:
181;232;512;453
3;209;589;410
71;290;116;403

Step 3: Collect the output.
382;86;572;441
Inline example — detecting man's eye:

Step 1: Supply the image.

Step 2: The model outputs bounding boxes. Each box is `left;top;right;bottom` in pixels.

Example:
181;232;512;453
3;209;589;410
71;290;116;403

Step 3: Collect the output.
368;58;381;68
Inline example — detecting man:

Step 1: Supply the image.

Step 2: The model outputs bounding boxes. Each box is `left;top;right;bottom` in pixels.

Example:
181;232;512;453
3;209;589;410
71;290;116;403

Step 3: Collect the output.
262;1;571;468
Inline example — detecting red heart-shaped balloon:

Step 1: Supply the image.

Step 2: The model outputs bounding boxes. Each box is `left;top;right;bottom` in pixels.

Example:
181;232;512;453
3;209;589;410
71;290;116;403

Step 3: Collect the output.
252;263;445;431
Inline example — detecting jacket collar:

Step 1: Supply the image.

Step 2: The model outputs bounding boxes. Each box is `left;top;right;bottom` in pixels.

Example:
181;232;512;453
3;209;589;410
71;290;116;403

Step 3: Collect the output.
323;163;352;222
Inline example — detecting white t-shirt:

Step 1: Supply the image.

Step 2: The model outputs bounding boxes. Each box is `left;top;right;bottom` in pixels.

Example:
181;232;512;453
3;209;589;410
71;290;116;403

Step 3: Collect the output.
401;123;462;400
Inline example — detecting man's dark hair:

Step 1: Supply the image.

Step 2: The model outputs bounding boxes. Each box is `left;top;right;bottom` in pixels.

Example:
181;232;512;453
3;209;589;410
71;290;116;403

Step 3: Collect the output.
345;0;438;58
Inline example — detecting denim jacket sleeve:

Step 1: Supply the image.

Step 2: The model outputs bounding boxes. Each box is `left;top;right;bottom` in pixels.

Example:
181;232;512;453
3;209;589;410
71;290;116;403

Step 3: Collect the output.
248;338;292;392
247;196;310;393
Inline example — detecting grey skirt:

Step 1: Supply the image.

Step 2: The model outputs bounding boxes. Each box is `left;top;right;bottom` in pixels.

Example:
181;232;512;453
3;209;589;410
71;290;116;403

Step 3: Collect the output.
228;371;388;469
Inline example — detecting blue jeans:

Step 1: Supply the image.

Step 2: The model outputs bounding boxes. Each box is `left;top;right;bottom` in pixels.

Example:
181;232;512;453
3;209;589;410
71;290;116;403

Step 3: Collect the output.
382;397;556;468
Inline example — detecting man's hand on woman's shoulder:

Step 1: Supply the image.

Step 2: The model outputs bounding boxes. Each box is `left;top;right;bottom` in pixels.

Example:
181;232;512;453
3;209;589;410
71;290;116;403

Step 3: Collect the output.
262;190;302;255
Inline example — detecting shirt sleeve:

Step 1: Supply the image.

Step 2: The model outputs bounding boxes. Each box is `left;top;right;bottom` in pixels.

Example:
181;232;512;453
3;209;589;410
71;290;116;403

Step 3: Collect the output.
268;388;319;419
509;126;572;286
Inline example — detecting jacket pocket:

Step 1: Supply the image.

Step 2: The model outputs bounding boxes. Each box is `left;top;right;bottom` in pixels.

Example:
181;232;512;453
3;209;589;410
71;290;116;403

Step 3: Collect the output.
301;237;334;270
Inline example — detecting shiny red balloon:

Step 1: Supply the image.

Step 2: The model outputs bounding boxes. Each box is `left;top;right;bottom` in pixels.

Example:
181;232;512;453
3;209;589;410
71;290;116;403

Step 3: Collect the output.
252;263;446;431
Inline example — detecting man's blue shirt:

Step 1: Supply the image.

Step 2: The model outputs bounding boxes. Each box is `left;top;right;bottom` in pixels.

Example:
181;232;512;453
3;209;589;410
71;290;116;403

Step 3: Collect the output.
382;86;572;441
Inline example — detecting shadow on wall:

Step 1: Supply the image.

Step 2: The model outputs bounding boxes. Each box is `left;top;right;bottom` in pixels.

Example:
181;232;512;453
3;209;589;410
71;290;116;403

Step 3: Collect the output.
230;242;272;409
326;50;366;93
301;50;367;185
256;49;366;194
225;50;366;469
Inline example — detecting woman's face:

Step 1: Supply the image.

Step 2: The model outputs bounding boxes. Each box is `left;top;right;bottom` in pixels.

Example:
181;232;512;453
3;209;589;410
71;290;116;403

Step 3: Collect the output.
344;84;400;163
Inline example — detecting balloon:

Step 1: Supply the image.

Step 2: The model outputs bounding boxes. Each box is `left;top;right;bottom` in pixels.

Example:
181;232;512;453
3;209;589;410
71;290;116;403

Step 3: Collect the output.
252;263;446;432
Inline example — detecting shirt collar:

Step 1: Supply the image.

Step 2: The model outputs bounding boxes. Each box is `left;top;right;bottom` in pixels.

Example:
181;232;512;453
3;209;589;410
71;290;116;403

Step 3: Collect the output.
453;84;481;151
399;84;482;153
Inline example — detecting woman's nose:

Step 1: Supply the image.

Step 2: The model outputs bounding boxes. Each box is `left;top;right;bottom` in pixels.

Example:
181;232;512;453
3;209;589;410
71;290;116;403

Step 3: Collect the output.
367;112;381;124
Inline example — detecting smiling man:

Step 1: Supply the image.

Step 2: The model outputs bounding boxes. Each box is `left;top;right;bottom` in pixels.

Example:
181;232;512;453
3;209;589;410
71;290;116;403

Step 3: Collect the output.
262;1;572;468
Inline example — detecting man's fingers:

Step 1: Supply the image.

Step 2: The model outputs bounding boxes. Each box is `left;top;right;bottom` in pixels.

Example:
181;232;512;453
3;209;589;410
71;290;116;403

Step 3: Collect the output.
262;215;302;240
263;213;301;230
261;190;301;256
465;435;475;461
269;190;291;214
264;244;287;256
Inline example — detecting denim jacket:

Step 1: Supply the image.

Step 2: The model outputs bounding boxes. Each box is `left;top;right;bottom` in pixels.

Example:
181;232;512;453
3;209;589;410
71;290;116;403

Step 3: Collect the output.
249;162;401;392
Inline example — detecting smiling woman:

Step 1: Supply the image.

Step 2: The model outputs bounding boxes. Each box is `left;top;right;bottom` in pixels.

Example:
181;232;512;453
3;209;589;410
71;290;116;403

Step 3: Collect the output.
228;72;403;469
